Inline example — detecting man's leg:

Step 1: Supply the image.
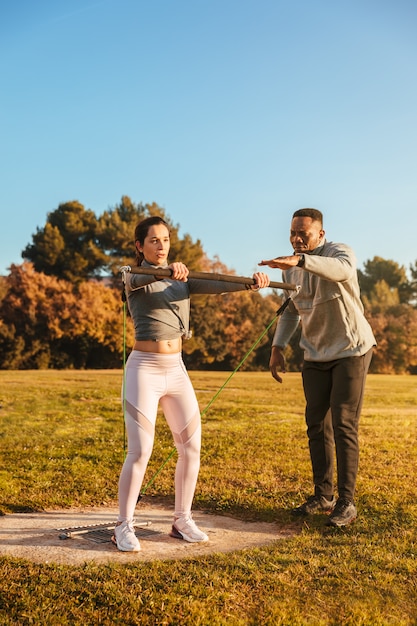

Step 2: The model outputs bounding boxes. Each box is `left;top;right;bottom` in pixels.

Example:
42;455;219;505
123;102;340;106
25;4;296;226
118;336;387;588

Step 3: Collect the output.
302;361;334;498
330;349;373;501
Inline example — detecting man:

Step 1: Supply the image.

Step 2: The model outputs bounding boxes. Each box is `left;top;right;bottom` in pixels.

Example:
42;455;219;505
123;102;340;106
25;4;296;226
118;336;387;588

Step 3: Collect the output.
259;208;375;527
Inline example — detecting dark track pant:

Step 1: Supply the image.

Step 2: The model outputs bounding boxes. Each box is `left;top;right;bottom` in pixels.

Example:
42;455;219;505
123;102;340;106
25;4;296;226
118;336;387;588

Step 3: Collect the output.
301;349;373;501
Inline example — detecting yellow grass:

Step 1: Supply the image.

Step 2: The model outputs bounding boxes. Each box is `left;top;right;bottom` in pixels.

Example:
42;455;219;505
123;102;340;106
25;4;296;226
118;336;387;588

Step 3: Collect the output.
0;370;416;624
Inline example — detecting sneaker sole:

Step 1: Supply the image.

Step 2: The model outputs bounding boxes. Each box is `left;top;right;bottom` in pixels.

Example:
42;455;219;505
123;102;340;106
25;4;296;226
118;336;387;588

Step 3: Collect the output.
111;534;141;552
169;525;208;543
326;515;357;527
291;505;336;517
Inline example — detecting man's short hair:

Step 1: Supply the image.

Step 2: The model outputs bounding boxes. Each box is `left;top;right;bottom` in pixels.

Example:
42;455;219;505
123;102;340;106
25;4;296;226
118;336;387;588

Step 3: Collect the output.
293;208;323;226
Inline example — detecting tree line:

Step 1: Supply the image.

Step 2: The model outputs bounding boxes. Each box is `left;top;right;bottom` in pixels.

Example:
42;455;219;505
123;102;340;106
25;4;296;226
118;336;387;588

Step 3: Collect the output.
0;197;416;373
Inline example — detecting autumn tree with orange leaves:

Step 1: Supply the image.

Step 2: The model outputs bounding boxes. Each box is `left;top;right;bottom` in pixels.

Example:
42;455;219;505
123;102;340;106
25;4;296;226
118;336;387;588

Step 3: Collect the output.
1;200;416;372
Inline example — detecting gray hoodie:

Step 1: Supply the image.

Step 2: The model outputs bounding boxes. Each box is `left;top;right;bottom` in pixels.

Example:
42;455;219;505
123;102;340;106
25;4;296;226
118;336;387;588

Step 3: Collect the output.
272;240;376;362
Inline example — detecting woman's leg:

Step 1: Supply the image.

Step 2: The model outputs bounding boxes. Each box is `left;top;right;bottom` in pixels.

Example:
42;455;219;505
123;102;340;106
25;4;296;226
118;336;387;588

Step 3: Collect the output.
118;351;163;521
159;355;202;519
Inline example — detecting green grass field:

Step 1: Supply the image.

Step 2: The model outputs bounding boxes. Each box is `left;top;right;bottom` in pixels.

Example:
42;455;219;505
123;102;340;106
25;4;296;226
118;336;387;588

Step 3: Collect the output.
0;370;416;625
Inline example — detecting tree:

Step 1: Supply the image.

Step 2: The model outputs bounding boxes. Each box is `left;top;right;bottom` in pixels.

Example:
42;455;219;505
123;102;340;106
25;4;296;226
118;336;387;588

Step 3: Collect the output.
0;275;7;302
358;257;411;304
0;262;75;368
95;196;147;276
409;260;417;306
182;256;283;370
0;263;130;369
97;197;205;278
184;289;282;371
366;304;417;374
22;197;207;285
361;279;400;314
22;201;107;284
360;267;417;374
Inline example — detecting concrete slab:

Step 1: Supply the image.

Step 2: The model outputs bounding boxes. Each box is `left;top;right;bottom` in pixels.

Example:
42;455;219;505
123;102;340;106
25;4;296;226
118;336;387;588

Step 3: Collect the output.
0;505;295;565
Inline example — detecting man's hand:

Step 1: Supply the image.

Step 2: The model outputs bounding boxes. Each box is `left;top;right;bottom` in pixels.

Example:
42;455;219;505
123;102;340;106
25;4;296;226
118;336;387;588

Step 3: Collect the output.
259;256;300;270
269;346;286;383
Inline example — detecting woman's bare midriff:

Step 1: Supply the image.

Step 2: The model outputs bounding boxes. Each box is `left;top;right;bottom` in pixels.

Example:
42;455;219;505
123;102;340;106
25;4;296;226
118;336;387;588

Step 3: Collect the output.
133;338;182;354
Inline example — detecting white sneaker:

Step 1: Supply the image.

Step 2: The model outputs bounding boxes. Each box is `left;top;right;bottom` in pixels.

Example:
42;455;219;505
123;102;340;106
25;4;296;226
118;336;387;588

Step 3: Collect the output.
112;519;141;552
170;516;208;543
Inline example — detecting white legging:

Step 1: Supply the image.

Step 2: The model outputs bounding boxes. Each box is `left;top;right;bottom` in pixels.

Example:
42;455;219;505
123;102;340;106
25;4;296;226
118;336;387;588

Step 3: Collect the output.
118;350;201;522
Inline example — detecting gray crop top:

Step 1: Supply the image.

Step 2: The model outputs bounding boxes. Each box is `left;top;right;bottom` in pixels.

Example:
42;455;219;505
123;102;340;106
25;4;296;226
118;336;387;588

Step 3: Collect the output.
125;261;247;341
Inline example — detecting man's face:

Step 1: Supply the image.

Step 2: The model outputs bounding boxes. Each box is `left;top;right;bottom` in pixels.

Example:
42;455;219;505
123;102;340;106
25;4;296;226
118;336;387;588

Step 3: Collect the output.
290;216;325;254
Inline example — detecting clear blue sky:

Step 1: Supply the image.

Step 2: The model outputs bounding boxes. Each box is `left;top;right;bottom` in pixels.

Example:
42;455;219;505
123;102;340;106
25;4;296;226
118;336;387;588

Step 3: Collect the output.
1;0;416;280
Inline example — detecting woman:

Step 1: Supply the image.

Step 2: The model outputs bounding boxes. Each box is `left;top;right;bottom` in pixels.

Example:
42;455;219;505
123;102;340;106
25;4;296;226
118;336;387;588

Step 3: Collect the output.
113;216;270;552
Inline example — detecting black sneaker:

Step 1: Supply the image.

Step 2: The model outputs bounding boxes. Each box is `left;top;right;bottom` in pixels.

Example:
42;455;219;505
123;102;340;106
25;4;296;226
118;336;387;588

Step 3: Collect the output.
327;498;357;527
291;495;336;517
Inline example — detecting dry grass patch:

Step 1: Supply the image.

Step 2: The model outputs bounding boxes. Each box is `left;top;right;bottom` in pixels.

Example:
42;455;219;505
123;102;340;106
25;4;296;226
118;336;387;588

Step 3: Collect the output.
0;370;416;624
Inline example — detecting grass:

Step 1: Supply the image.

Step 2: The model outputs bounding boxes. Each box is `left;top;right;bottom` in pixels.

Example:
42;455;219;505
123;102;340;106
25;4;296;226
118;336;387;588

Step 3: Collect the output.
0;370;417;625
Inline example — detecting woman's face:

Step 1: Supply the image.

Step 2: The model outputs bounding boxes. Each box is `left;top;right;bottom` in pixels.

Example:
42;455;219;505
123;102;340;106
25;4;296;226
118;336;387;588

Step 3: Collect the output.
137;223;170;266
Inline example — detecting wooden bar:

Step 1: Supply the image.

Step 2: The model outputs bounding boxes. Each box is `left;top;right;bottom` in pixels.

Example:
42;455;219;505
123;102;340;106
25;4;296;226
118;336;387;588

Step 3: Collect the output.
124;266;297;291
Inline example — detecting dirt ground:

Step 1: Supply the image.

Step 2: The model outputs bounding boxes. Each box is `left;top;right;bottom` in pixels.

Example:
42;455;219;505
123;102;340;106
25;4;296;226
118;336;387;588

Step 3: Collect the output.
0;503;296;565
